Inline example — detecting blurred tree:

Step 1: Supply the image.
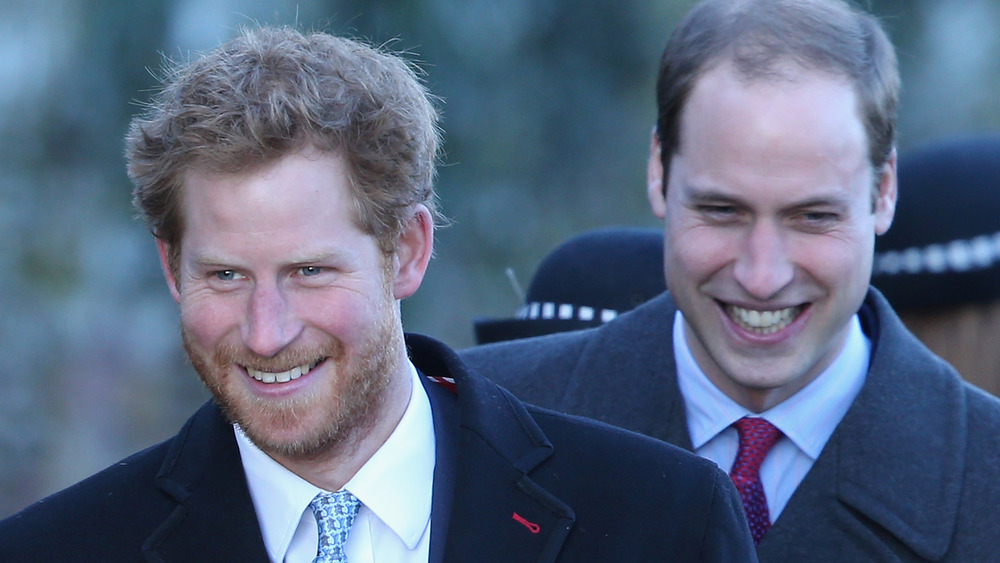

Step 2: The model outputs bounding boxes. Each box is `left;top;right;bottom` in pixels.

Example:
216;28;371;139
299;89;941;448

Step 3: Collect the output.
2;0;999;518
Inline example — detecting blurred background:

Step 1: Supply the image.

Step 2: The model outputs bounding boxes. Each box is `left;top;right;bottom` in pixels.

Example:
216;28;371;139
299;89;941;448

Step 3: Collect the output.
2;0;999;517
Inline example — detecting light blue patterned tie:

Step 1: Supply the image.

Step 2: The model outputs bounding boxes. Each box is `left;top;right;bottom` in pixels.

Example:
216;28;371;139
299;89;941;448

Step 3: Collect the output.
309;490;361;563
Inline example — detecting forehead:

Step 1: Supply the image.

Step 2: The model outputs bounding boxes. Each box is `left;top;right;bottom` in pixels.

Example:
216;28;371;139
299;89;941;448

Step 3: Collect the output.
673;62;870;196
182;149;356;217
177;149;371;252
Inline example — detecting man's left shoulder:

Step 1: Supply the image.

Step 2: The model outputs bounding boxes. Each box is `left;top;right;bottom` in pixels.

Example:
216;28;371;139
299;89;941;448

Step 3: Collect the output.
521;405;756;560
530;403;697;456
524;404;724;495
961;382;1000;439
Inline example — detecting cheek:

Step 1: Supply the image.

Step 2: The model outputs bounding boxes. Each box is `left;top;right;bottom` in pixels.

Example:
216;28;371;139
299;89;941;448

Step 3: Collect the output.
665;226;737;281
179;295;240;348
297;290;388;343
789;233;873;286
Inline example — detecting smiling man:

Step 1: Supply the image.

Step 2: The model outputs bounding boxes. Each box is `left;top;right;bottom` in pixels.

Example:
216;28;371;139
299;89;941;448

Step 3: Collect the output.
654;58;894;414
463;0;1000;560
0;26;757;562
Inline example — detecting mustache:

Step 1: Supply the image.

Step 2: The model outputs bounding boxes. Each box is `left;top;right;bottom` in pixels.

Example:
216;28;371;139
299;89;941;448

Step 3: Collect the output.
211;340;344;373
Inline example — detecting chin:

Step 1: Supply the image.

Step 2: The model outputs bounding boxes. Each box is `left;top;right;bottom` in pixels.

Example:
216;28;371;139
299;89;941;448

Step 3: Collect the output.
239;389;385;461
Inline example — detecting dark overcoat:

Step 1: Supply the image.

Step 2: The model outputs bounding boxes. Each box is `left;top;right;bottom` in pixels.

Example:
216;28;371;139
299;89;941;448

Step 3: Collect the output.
0;334;756;562
462;289;1000;562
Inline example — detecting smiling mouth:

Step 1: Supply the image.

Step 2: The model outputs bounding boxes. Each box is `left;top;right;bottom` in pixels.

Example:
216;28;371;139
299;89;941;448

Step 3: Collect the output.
245;358;326;384
725;304;803;335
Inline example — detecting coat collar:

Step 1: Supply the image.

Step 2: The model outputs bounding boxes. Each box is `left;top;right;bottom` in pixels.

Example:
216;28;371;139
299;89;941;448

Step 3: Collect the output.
405;333;576;563
144;401;269;562
558;292;693;449
790;288;966;560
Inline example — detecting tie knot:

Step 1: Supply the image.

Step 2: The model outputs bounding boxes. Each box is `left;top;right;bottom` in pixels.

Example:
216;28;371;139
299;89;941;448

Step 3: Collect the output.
732;417;782;473
309;490;361;563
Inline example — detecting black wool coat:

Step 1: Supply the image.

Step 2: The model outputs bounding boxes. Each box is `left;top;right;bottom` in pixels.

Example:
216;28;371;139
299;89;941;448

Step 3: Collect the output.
0;334;756;563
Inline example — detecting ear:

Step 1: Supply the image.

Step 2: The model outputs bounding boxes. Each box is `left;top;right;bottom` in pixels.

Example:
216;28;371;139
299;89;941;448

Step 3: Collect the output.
391;205;434;300
647;130;667;219
156;238;182;303
874;149;898;235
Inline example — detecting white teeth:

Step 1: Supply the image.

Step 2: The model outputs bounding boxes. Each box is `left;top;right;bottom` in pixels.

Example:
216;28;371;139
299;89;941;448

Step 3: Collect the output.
247;361;316;384
727;305;800;334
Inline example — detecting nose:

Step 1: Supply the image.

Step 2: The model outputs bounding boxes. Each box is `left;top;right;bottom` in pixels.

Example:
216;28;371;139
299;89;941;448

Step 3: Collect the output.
732;220;795;300
242;281;303;358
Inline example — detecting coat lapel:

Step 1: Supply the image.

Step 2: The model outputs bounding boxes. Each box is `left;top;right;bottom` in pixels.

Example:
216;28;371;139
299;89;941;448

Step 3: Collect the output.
760;290;966;561
142;401;269;562
407;334;576;563
421;371;458;563
561;293;694;449
443;430;575;562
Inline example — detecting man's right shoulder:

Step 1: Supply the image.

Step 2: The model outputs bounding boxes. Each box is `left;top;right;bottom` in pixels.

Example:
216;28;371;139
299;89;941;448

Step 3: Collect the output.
460;328;594;398
521;404;757;561
462;326;593;367
461;292;676;402
0;439;175;558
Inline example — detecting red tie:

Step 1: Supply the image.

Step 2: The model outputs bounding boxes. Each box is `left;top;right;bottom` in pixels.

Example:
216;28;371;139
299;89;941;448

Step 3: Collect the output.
730;417;783;545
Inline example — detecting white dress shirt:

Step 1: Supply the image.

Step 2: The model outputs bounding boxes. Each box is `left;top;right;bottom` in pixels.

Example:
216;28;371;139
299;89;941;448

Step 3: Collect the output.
235;361;436;562
674;311;869;522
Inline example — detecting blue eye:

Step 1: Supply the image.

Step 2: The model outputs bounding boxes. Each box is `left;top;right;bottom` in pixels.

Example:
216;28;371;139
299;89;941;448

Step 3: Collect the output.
803;212;837;222
703;205;737;216
697;204;743;224
215;270;237;281
794;211;841;233
300;266;322;276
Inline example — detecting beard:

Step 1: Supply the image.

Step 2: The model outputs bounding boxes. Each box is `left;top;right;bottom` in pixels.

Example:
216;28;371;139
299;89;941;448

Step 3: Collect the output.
183;296;403;463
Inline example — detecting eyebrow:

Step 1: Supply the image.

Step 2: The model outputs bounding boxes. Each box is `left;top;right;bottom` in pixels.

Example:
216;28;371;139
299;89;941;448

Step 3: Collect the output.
783;195;852;211
682;184;851;210
683;187;741;203
680;185;748;208
188;249;347;268
187;250;230;268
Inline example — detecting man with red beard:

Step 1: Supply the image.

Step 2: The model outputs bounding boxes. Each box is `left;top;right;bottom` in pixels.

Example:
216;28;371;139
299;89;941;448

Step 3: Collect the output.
0;26;756;562
464;1;1000;561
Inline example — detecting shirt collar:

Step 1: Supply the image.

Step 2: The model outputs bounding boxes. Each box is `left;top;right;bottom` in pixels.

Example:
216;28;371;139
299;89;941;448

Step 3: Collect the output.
235;360;435;561
675;310;869;459
344;361;435;549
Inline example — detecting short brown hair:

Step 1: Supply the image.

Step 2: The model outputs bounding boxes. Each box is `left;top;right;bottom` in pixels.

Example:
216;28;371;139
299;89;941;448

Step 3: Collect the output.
656;0;899;198
125;26;442;271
